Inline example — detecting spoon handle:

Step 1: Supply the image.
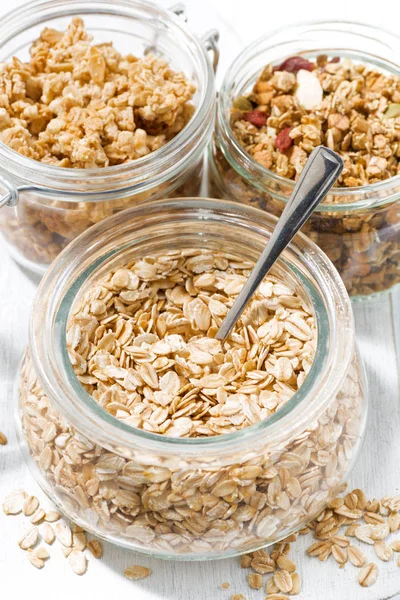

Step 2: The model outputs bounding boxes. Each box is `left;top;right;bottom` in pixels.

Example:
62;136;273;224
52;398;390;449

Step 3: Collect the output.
215;146;343;342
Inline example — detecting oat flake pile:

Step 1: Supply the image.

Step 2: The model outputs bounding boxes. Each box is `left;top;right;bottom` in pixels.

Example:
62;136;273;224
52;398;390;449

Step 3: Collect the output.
67;250;316;437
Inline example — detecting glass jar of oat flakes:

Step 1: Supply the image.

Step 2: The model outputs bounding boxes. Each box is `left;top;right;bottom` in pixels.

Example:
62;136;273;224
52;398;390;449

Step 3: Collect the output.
16;198;367;559
0;0;217;274
209;22;400;299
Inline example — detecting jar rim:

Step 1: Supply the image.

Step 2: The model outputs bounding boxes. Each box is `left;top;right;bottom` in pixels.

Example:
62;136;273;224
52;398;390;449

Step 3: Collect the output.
218;19;400;211
28;197;356;455
0;0;215;194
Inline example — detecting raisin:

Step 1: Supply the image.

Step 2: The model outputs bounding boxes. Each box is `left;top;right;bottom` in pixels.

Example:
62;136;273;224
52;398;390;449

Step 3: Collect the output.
329;57;340;64
274;56;314;74
242;110;267;128
275;127;293;153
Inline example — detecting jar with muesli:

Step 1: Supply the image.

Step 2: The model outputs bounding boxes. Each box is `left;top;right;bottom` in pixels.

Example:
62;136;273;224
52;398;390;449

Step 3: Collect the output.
16;198;367;559
209;21;400;299
0;0;218;274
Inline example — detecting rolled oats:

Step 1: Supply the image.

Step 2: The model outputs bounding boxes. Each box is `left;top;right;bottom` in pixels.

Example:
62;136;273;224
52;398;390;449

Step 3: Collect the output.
358;563;378;587
41;523;55;545
0;432;7;445
124;565;151;581
68;550;87;575
2;490;27;515
66;250;317;438
22;495;39;517
18;526;39;550
87;539;102;558
18;247;365;556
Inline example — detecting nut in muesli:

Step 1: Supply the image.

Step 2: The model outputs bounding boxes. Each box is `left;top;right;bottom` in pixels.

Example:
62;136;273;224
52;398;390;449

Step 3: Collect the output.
211;54;400;297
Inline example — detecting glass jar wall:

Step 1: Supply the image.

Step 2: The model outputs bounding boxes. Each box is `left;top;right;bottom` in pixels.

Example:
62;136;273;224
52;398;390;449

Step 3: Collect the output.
0;0;217;274
16;199;367;559
209;22;400;299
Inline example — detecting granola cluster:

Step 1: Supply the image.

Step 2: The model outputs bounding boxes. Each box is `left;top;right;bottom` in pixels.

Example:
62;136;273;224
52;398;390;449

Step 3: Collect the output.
67;250;316;437
0;18;201;268
231;55;400;186
0;18;195;167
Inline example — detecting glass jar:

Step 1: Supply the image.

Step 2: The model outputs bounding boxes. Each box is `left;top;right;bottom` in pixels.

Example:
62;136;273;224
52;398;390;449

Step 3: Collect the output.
16;198;367;559
209;21;400;299
0;0;217;274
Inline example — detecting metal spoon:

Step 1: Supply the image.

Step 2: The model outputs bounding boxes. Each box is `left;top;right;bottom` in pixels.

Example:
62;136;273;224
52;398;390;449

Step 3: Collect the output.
215;146;343;342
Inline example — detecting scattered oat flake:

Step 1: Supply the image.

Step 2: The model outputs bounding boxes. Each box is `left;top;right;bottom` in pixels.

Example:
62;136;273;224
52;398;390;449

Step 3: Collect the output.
68;550;87;575
87;539;102;558
30;507;46;524
45;511;61;522
374;541;393;561
276;555;296;572
248;572;263;589
348;545;366;567
27;550;44;569
2;490;27;515
124;565;151;581
23;496;39;517
265;595;290;600
41;523;55;545
358;563;378;587
220;582;230;589
274;570;293;594
231;595;246;600
391;539;400;552
35;546;50;560
18;526;39;550
55;523;72;547
0;432;7;445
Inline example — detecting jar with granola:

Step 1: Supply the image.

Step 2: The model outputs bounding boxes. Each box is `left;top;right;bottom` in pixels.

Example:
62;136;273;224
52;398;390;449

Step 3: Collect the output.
0;0;217;274
16;198;367;559
209;22;400;298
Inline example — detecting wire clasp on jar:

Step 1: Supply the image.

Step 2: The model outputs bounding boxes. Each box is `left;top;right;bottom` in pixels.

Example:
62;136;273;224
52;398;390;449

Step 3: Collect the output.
0;174;18;209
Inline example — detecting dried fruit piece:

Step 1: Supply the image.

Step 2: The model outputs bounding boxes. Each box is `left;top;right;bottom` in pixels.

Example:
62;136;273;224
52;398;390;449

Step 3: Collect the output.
275;128;293;153
87;539;102;558
329;57;340;63
275;56;314;74
0;432;7;445
23;496;39;517
233;97;253;111
68;550;87;575
2;490;27;515
124;565;151;581
384;103;400;118
242;110;267;128
295;69;323;110
358;563;378;587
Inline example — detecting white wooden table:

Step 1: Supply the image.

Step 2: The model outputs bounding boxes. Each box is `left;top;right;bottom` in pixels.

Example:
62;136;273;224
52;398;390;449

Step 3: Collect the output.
0;0;400;598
